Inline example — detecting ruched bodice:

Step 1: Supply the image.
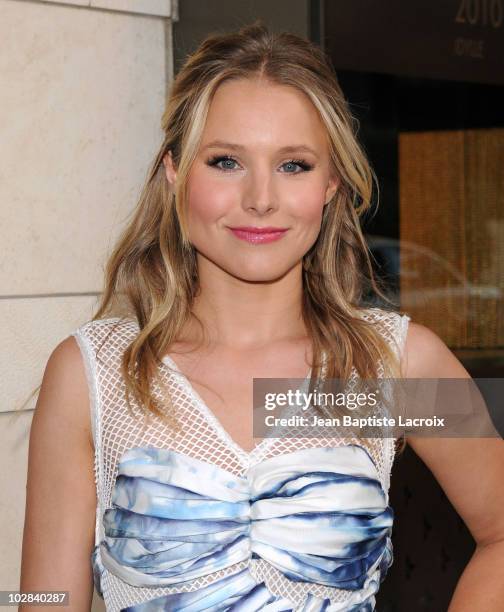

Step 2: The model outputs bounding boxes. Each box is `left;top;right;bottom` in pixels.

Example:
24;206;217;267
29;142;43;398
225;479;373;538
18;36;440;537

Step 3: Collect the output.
92;445;394;611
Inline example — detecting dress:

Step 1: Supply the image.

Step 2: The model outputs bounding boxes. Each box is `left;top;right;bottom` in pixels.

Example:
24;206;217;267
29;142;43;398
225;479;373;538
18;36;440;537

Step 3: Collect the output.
71;307;411;611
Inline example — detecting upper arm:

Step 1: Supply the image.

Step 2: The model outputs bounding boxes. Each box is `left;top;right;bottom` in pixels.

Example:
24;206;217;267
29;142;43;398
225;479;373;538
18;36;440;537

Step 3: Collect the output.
20;335;96;611
402;322;504;547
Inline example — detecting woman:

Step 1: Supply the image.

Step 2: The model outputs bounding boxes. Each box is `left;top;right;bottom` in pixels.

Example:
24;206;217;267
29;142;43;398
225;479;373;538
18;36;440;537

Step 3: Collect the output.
20;21;504;612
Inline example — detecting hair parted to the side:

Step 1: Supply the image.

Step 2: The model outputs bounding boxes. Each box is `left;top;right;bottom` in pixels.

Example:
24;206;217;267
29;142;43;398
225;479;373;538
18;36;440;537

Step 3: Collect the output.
54;21;407;448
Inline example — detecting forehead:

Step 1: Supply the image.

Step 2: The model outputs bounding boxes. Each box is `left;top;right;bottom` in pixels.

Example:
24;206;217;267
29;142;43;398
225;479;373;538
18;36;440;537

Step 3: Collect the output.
201;77;329;151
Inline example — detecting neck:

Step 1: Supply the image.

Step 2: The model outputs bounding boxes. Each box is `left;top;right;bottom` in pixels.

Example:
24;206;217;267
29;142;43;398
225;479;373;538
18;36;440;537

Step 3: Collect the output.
184;255;307;350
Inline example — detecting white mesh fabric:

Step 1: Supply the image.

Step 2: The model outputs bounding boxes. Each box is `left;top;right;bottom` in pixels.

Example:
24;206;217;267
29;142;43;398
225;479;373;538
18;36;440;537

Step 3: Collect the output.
71;307;410;611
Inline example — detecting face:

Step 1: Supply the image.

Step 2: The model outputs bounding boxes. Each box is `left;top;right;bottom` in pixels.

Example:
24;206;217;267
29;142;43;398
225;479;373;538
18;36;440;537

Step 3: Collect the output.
163;77;339;282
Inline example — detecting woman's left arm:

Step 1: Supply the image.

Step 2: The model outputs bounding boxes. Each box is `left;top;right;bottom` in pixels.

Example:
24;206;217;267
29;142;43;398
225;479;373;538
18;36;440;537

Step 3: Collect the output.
402;322;504;612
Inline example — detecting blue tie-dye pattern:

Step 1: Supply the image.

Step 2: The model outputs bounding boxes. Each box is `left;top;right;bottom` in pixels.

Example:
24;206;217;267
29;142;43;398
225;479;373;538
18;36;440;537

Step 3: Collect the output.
93;444;393;611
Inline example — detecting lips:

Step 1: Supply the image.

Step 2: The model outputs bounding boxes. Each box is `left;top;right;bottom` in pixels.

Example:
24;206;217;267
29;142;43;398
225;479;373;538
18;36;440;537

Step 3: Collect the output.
228;226;288;244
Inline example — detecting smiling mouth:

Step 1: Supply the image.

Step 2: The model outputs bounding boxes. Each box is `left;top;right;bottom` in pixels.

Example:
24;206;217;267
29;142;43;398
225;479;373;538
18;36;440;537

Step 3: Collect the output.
227;226;289;244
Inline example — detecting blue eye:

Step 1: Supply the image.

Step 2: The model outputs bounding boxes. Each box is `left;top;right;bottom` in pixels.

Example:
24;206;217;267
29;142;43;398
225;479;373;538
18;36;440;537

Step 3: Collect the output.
281;160;313;173
206;155;238;171
206;155;313;174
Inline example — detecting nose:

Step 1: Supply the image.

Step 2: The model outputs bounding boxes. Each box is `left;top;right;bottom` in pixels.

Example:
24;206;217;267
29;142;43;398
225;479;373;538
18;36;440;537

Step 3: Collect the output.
241;166;279;216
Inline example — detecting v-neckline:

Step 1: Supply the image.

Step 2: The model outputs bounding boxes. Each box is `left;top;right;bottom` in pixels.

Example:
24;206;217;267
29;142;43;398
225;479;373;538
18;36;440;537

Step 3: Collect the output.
161;353;313;465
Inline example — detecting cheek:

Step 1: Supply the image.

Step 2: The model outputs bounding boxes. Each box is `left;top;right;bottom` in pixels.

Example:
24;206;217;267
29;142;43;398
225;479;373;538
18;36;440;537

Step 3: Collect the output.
289;183;327;224
185;172;236;225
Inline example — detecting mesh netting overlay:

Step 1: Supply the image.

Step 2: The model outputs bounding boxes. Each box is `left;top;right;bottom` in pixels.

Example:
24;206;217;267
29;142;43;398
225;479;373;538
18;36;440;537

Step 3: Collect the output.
71;308;410;611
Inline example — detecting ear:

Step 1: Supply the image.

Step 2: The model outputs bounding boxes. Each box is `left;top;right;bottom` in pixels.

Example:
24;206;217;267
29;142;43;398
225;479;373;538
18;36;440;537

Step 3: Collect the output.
162;150;178;186
324;174;340;206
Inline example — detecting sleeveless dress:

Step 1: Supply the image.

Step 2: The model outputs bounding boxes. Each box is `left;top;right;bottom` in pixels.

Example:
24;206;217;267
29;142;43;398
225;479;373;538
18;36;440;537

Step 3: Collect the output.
71;307;411;612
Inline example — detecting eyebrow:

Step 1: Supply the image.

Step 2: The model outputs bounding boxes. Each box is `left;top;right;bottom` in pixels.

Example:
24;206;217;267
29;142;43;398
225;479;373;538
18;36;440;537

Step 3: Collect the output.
201;140;319;157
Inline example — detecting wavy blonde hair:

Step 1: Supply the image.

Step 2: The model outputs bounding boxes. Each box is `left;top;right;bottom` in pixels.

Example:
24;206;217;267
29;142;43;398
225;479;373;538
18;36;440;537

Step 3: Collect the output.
24;21;406;448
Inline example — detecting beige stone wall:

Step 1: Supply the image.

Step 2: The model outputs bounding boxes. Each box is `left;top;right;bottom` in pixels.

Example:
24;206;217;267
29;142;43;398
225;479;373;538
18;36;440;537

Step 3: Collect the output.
0;0;174;606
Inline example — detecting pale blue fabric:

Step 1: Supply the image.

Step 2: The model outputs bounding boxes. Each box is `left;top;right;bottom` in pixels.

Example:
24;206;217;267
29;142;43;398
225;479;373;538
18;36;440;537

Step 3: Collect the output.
92;445;394;611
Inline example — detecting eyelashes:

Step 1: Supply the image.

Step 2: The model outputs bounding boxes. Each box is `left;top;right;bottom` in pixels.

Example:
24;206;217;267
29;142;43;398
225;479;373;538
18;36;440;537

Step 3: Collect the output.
205;154;314;174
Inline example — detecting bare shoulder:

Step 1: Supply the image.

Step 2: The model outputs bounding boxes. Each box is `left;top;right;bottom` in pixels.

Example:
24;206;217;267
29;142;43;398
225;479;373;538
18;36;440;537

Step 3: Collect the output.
47;334;86;375
36;334;93;445
401;320;471;456
49;333;88;372
402;320;470;379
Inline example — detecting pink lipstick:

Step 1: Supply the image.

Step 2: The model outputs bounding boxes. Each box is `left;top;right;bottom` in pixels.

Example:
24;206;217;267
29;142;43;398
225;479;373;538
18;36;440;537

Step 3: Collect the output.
228;226;288;244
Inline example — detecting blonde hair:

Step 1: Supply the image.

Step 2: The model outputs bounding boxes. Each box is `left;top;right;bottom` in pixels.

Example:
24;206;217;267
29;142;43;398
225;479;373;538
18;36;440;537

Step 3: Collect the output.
25;21;406;449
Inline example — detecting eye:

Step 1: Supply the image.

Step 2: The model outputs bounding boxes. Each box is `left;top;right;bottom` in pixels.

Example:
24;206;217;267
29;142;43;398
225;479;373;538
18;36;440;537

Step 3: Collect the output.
206;155;240;171
281;159;314;174
205;155;314;174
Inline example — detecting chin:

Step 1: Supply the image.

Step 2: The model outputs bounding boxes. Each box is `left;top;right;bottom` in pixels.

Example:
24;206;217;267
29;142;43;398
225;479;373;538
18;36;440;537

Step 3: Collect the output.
226;262;296;283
